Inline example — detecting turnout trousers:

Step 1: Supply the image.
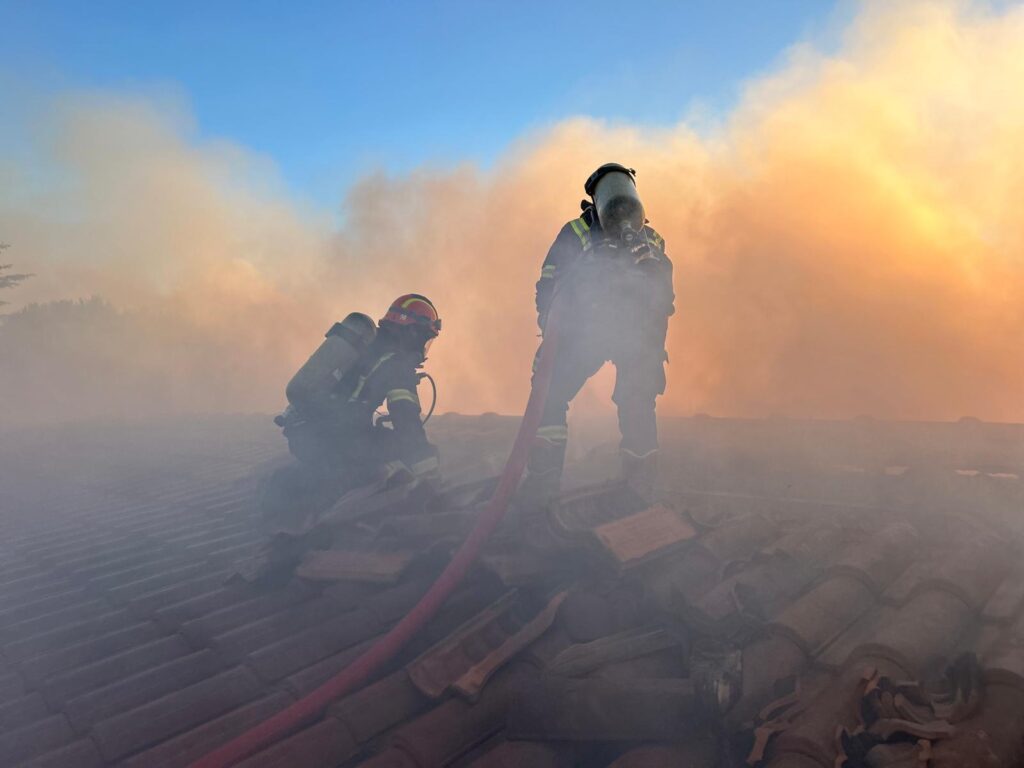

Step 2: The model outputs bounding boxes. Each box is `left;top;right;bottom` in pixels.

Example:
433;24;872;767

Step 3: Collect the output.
520;329;666;505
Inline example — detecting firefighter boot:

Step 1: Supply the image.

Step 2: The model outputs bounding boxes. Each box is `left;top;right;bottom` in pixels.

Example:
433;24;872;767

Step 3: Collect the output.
516;434;567;525
622;449;659;504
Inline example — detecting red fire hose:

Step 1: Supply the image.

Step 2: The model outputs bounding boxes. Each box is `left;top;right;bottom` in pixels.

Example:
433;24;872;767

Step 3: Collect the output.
191;314;561;768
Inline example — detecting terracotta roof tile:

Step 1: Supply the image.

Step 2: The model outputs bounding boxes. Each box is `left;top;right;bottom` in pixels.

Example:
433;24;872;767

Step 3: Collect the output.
4;607;137;661
822;522;918;594
2;417;1023;767
62;648;225;732
246;606;383;682
507;676;698;742
0;713;75;765
355;747;419;768
2;599;115;644
211;595;359;660
20;621;164;687
177;584;314;645
281;636;380;697
390;665;530;768
465;740;567;768
14;738;103;768
38;635;191;708
839;590;974;676
606;740;716;768
769;575;876;656
331;670;430;745
0;690;50;731
118;692;294;768
882;534;1015;610
234;718;358;768
90;665;264;761
126;568;233;617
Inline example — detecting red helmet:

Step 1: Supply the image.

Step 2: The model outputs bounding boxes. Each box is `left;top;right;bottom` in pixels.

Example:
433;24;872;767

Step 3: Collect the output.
380;294;441;337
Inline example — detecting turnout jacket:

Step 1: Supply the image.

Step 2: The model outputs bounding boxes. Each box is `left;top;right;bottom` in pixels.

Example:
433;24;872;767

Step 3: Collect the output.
325;327;434;466
535;205;675;351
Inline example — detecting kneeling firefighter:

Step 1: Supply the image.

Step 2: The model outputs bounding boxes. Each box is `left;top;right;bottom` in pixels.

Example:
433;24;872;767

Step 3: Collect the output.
267;294;442;524
521;164;674;508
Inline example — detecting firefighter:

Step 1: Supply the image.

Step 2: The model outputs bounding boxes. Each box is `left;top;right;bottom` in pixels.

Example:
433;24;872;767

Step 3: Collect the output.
522;164;674;507
264;294;442;527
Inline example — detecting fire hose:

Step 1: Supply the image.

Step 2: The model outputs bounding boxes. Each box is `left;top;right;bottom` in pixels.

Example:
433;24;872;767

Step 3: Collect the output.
191;310;562;768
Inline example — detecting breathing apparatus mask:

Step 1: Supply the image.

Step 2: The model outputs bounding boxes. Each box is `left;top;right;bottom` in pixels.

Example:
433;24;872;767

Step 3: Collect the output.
587;164;645;245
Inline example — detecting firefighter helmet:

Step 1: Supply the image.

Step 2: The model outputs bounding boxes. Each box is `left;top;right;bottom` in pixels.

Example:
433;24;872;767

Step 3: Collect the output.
380;294;441;337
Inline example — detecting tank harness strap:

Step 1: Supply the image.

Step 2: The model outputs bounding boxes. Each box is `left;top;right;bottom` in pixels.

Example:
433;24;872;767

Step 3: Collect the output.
348;352;396;402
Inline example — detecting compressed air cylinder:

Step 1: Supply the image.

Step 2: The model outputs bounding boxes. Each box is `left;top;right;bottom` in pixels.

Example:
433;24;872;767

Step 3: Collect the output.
286;312;377;416
593;171;645;243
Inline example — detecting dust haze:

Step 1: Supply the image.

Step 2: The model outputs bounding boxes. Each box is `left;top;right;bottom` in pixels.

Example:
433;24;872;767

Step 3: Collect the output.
2;0;1023;426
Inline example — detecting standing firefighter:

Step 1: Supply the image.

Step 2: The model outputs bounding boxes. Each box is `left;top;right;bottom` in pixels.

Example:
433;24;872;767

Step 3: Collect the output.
265;294;442;528
521;164;674;507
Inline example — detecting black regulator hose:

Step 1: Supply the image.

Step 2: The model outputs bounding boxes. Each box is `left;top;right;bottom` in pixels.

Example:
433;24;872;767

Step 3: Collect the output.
418;372;437;425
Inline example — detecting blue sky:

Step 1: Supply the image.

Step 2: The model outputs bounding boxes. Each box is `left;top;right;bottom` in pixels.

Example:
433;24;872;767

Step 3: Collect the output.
2;1;849;205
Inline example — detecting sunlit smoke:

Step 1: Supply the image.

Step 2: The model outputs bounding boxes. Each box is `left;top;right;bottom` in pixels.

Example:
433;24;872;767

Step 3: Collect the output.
2;0;1023;426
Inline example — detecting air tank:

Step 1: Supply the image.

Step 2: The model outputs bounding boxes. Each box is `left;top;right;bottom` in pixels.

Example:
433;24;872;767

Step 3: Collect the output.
286;312;377;416
593;170;645;243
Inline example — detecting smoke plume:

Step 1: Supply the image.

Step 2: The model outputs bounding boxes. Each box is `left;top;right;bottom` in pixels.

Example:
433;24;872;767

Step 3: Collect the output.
2;1;1023;425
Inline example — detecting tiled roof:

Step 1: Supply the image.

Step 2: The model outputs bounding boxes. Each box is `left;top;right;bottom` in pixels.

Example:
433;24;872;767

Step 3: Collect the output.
0;416;1022;767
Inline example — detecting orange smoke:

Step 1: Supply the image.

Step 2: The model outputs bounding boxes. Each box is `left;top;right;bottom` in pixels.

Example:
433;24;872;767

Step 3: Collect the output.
2;1;1023;425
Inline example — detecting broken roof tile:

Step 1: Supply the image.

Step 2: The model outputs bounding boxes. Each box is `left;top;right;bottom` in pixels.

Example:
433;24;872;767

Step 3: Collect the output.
726;634;808;727
547;627;680;679
406;591;519;698
551;483;648;539
769;658;906;767
592;504;697;570
929;683;1024;768
453;592;566;700
391;665;530;768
